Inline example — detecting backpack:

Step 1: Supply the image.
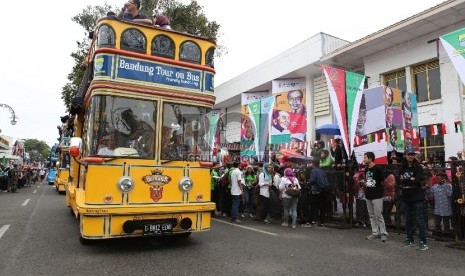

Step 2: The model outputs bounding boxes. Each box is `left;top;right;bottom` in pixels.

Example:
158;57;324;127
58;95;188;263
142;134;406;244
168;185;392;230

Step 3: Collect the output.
220;172;229;188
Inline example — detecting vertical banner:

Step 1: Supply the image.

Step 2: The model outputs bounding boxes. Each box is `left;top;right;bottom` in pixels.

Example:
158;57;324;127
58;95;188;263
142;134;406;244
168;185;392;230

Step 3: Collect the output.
271;79;307;146
402;90;420;152
208;110;221;150
322;66;365;156
260;97;275;161
346;71;366;151
241;92;269;160
440;27;465;85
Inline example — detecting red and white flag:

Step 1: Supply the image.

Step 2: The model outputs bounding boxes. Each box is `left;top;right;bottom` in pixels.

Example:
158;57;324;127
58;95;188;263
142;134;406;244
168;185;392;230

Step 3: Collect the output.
430;124;438;136
441;123;447;134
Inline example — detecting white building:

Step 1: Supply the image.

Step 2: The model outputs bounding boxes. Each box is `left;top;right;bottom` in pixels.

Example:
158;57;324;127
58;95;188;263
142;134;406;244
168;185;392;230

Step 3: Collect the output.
214;0;465;161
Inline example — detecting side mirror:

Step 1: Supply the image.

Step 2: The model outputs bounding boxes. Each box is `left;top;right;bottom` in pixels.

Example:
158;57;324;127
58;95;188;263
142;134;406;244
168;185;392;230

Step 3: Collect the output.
69;137;83;157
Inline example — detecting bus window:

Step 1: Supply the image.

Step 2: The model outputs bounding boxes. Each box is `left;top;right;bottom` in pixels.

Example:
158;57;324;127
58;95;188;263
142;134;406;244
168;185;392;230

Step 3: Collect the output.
97;24;116;48
121;28;147;53
151;34;175;59
86;96;156;158
179;41;201;64
205;47;215;68
161;103;210;160
61;153;70;168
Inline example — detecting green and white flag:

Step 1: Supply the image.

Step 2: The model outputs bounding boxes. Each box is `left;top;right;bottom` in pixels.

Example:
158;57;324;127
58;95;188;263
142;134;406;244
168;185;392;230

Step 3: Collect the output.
440;27;465;85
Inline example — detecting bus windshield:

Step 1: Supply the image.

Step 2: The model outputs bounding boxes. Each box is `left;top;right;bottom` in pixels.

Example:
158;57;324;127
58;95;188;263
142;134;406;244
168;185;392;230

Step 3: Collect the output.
86;95;156;158
161;103;210;161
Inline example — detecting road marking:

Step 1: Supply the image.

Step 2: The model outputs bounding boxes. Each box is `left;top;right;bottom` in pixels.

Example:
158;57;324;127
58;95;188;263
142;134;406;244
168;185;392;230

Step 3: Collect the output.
212;218;278;236
33;190;37;194
21;199;30;206
0;225;10;239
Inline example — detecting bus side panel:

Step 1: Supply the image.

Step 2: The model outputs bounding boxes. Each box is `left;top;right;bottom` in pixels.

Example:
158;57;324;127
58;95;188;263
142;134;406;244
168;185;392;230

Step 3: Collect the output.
85;166;123;205
187;168;211;202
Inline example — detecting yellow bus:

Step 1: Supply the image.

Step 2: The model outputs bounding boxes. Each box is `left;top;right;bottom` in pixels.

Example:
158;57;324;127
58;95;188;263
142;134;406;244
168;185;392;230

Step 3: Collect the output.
54;137;70;194
67;16;216;244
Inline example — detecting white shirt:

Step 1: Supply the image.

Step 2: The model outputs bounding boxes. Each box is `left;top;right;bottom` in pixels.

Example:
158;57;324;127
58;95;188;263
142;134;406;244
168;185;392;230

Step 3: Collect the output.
230;168;243;196
258;172;271;198
98;147;114;156
279;177;301;199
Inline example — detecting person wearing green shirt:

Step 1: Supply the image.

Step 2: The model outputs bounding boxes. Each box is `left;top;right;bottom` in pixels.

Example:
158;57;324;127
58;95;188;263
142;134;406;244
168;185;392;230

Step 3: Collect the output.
320;150;333;168
211;163;221;216
243;165;257;217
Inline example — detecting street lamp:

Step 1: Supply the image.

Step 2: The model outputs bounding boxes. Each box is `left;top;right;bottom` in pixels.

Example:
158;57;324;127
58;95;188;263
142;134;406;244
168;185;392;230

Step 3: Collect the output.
0;103;18;125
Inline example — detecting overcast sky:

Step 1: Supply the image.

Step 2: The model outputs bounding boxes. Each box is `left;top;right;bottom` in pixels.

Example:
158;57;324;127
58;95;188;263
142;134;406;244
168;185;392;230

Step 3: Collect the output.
0;0;446;147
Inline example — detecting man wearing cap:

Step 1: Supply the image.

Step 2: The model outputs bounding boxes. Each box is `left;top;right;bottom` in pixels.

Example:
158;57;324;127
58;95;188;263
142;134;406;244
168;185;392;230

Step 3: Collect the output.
399;149;428;250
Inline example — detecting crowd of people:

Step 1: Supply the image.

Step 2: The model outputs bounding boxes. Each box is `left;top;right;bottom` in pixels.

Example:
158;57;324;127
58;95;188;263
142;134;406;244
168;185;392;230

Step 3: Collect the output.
210;142;465;252
0;164;46;192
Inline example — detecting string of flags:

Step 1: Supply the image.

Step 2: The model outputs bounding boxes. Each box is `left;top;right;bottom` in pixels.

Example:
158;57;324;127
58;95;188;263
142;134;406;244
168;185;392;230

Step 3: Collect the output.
217;121;464;153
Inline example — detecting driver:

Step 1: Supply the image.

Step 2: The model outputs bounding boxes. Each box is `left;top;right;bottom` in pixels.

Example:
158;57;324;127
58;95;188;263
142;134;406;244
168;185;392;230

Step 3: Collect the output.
98;135;116;156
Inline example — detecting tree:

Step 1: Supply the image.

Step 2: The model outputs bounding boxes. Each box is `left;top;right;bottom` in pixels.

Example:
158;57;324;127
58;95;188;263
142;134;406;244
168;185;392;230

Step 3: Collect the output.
23;139;51;164
61;0;222;109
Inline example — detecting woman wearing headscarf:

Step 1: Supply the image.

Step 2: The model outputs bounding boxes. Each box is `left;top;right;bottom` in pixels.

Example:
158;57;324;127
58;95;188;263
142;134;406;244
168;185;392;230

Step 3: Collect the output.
258;163;273;224
279;168;301;228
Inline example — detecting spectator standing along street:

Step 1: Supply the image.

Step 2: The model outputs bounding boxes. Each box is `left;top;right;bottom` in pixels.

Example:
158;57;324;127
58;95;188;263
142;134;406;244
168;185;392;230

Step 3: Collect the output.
230;162;243;224
363;152;388;242
399;149;428;251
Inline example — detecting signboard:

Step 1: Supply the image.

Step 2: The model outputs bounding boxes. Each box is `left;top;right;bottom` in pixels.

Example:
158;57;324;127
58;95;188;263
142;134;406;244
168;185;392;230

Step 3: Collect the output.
94;54;213;94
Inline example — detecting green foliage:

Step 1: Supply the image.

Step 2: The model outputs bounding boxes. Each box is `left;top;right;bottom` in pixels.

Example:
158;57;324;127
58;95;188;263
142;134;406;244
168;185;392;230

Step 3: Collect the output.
23;139;51;163
61;0;222;110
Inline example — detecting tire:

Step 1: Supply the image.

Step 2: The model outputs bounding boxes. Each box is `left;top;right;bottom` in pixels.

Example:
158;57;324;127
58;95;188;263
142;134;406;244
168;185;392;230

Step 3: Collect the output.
79;236;92;245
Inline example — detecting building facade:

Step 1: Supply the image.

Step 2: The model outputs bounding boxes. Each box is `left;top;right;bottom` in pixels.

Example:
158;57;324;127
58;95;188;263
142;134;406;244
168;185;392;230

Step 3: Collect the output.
214;0;465;162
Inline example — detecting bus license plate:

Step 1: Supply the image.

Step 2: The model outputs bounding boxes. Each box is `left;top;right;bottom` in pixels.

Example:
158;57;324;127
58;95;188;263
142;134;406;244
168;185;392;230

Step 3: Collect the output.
143;223;173;235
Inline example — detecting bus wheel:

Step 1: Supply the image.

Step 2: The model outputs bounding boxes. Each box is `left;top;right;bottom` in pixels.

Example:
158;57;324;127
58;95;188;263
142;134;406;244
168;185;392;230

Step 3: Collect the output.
79;236;92;245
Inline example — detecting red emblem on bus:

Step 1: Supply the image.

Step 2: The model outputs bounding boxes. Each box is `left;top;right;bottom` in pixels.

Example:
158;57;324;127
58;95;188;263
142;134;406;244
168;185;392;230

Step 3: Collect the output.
143;169;171;202
150;186;163;202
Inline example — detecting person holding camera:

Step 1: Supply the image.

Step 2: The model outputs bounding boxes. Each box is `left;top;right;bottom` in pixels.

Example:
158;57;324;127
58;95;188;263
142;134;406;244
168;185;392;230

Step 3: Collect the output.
117;0;152;24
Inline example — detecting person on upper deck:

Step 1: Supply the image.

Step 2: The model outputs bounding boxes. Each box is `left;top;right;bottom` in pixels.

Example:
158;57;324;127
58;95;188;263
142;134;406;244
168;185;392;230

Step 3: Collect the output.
153;10;172;29
117;0;152;25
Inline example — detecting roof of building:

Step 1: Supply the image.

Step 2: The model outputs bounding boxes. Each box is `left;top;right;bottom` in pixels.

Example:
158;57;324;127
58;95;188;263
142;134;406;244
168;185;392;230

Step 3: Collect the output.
321;0;465;68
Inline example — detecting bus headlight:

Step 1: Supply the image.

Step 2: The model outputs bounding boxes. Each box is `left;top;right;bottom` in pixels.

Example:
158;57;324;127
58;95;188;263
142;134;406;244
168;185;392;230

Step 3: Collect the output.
117;176;134;192
178;177;193;192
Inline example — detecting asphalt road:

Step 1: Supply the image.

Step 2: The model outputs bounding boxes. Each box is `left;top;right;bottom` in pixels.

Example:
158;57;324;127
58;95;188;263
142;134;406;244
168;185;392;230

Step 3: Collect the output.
1;182;465;276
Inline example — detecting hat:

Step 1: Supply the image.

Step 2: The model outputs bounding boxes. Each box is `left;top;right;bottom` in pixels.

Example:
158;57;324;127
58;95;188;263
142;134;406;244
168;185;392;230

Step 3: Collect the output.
405;149;415;155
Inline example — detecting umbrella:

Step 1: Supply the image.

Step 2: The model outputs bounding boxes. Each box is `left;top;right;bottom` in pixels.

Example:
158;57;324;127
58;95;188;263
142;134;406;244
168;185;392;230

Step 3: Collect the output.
279;149;299;158
286;155;314;165
315;124;341;135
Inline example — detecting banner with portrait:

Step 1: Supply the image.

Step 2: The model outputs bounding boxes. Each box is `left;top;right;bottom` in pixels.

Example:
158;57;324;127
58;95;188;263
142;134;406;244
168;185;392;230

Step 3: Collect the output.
240;92;268;159
352;86;419;164
271;79;307;145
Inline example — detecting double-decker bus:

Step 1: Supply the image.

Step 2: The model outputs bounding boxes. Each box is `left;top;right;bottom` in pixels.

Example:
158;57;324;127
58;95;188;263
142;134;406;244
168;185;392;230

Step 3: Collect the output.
67;16;216;244
54;137;70;194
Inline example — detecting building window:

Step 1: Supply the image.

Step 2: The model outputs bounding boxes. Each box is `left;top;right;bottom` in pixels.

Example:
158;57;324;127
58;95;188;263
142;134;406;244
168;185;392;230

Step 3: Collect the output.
97;24;116;47
179;41;201;64
151;35;175;59
120;28;146;53
205;47;215;68
384;69;406;91
413;60;441;102
419;125;445;162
